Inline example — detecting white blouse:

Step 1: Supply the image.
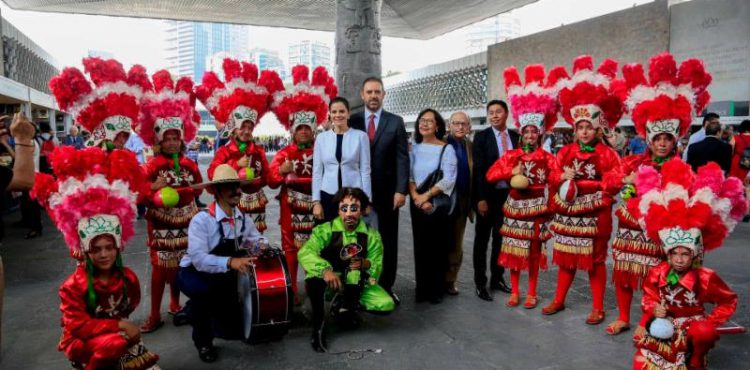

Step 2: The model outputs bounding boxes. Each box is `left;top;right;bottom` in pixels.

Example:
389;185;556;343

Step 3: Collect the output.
312;128;372;201
409;142;457;196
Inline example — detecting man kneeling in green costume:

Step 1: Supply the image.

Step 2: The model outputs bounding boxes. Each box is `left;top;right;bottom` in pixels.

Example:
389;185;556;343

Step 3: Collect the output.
299;187;395;352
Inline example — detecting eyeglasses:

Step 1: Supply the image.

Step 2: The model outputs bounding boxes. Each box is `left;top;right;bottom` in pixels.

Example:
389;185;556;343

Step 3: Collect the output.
451;121;469;127
418;118;436;124
339;204;360;213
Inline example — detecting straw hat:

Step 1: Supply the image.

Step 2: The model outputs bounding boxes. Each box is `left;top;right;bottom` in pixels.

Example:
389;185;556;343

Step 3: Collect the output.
192;164;250;190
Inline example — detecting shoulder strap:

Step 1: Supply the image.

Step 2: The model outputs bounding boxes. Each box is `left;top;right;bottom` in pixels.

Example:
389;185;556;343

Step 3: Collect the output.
436;144;448;172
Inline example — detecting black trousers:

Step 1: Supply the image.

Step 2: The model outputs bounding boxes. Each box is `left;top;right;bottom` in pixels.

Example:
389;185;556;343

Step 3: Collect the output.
375;203;399;292
472;189;508;288
410;203;449;301
178;266;238;348
306;277;361;331
20;191;41;232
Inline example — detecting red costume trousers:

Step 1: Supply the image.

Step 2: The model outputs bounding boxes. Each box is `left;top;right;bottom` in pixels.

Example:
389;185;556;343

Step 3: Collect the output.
509;239;543;297
148;265;181;320
66;333;129;370
552;236;608;311
633;321;719;370
280;219;299;295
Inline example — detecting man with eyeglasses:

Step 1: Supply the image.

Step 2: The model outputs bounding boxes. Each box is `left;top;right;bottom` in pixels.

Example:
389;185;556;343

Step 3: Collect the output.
298;187;395;352
444;112;474;295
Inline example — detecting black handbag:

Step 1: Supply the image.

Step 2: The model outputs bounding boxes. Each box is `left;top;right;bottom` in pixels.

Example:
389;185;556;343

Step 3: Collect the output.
738;136;750;170
416;144;457;216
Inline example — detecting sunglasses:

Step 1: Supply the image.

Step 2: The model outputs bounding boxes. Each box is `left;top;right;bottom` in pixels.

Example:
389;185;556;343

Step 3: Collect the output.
339;204;360;213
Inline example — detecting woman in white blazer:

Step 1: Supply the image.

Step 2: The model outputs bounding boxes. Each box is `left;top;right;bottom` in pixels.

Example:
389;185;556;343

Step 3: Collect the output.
312;97;372;221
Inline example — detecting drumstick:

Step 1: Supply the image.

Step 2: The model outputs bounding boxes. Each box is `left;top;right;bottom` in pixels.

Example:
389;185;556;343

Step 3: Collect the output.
716;326;746;335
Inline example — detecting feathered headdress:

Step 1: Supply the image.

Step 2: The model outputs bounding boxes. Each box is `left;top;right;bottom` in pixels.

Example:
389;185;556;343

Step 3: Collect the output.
554;55;624;130
49;57;148;148
272;65;338;132
620;52;712;143
195;58;283;140
503;64;561;132
628;159;746;256
137;70;200;146
31;146;147;259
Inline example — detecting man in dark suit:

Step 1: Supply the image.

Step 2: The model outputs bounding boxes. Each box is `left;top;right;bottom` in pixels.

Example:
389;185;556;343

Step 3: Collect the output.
687;118;732;174
350;77;409;303
472;100;517;301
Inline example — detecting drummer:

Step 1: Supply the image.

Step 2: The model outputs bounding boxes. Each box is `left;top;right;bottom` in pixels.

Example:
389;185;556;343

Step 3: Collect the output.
299;187;395;352
178;164;267;363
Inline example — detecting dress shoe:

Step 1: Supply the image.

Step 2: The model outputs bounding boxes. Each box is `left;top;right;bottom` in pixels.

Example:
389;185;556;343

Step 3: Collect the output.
197;345;217;362
445;283;459;296
490;279;512;293
476;287;493;301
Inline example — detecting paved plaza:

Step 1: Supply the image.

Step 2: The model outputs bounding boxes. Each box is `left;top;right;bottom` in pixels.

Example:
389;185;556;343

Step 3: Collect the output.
1;157;748;369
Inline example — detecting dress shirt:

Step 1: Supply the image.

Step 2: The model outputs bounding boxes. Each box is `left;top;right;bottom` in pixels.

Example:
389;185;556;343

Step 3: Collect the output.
683;127;706;161
312;128;372;201
410;142;458;196
364;108;383;133
180;204;266;273
491;126;513;188
125;133;145;164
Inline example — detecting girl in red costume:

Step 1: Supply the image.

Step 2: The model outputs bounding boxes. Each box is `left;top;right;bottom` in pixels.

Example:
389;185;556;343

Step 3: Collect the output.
607;53;713;336
136;70;204;333
197;58;284;232
268;65;337;298
486;64;561;308
32;146;158;370
629;159;745;370
541;55;624;325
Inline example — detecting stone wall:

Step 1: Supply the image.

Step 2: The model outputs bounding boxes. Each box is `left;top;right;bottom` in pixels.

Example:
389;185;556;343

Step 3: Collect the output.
487;0;670;101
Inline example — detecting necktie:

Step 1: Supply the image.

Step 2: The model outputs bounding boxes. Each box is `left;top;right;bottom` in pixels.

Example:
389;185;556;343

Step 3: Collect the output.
500;131;508;154
367;114;376;142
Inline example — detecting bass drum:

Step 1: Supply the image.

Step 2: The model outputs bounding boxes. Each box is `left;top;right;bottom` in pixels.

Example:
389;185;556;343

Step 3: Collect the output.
239;251;293;343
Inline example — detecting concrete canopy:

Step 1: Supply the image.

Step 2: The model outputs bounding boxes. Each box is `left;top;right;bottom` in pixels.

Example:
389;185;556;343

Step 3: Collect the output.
1;0;536;39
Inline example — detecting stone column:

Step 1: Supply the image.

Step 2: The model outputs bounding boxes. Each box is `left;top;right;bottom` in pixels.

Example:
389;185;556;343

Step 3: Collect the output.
335;0;382;111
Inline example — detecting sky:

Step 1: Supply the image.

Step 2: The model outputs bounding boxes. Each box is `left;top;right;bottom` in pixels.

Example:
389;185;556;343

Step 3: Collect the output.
0;0;656;73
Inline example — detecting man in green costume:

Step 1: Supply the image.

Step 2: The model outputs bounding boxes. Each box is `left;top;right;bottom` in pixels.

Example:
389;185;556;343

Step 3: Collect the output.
299;187;395;352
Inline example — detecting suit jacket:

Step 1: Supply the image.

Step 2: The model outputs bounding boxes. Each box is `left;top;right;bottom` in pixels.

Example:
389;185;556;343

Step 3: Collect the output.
350;110;409;207
686;136;732;174
471;126;519;206
448;135;474;220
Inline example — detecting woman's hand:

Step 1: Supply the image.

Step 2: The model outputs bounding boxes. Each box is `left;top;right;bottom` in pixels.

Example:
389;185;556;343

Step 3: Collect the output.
420;201;434;213
151;176;168;191
10;113;34;143
623;171;636;185
279;159;293;175
511;163;522;176
312;203;324;220
412;192;430;207
477;200;488;217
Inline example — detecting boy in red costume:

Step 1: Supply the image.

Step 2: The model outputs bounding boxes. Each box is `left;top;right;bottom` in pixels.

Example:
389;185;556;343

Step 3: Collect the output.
486;64;560;308
541;55;624;325
629;159;744;370
607;53;713;336
268;65;337;298
136;70;204;333
32;146;158;370
197;58;284;232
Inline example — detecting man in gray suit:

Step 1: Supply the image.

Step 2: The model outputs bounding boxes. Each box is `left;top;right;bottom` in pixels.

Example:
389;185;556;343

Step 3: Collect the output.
350;77;409;304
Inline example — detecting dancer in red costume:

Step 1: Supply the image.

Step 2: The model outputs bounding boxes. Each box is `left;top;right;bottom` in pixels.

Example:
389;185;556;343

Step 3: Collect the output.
197;58;284;233
607;53;713;336
486;64;561;309
32;145;157;370
136;70;204;333
49;57;151;151
541;55;624;325
629;159;745;370
268;65;338;299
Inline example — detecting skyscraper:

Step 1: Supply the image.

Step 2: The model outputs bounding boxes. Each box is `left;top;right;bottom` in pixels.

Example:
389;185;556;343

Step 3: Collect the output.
465;14;520;54
288;40;332;72
249;48;287;81
165;21;249;82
